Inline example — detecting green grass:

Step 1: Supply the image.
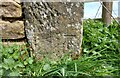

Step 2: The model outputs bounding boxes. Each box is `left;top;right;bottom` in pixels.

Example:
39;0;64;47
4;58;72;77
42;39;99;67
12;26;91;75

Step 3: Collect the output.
0;19;119;76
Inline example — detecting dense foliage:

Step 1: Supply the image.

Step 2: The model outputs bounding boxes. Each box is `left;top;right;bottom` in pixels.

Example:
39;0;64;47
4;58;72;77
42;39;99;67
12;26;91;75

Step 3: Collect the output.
0;20;119;76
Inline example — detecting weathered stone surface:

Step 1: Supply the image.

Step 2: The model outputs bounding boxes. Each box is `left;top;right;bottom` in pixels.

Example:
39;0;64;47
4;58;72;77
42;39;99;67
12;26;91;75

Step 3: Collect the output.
0;21;25;39
0;0;22;17
1;0;21;3
2;41;26;46
23;2;84;60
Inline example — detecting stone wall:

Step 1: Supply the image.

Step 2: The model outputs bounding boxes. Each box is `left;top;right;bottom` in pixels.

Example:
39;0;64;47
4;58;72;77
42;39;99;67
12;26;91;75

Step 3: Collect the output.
0;0;25;45
0;1;84;60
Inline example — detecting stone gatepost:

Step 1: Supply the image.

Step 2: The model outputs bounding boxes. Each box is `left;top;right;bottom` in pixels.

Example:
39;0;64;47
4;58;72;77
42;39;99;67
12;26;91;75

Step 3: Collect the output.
23;2;84;60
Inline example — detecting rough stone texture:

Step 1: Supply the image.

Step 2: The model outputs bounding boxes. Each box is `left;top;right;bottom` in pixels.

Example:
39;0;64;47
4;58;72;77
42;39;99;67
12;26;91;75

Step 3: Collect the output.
0;0;22;17
0;21;25;39
0;0;25;46
2;41;26;46
1;0;21;3
23;2;84;60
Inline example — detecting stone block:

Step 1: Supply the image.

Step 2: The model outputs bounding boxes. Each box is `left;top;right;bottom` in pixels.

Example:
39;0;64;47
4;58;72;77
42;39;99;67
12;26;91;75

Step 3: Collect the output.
0;0;22;17
0;21;25;39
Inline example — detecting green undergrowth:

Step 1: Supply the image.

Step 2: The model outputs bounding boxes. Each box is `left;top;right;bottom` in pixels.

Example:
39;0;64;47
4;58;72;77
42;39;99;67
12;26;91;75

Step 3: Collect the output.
0;19;119;76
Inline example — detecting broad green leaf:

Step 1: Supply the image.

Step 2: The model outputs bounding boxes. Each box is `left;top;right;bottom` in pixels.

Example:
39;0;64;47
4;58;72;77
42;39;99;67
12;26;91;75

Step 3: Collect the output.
24;61;28;65
28;57;33;64
9;71;20;76
8;48;13;54
2;63;9;70
4;58;15;66
14;62;25;68
13;52;19;60
0;69;3;75
0;64;2;68
43;64;51;71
